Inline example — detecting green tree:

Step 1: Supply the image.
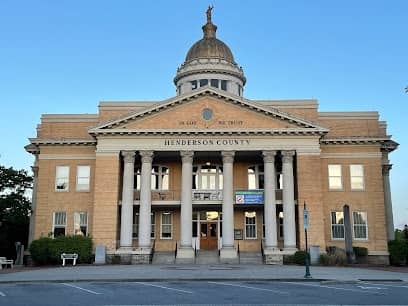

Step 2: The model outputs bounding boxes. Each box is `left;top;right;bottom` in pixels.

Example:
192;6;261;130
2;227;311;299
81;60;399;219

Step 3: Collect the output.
0;165;33;259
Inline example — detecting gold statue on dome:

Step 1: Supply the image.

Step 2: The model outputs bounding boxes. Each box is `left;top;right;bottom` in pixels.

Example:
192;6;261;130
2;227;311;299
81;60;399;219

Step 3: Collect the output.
206;5;214;23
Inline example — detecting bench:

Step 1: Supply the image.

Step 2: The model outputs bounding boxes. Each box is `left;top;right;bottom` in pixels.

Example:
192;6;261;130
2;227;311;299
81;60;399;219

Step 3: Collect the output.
0;257;14;269
60;253;78;266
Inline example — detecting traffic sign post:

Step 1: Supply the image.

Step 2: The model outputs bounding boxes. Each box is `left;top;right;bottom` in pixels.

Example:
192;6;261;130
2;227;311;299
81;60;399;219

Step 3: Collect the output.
303;201;312;278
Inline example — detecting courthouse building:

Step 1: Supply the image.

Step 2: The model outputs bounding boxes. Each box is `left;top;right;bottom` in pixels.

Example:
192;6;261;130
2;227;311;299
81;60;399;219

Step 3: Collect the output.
26;9;398;264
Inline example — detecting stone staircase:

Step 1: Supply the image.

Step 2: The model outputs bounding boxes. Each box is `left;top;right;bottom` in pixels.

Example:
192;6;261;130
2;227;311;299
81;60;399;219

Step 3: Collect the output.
195;249;220;264
152;251;175;264
239;251;264;264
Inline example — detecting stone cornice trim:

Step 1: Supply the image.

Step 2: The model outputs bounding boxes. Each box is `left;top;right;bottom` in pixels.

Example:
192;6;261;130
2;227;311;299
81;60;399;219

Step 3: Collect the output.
320;153;382;159
321;137;391;145
90;87;329;132
39;154;96;160
41;114;99;122
319;112;379;120
91;128;327;136
254;99;318;109
29;138;96;146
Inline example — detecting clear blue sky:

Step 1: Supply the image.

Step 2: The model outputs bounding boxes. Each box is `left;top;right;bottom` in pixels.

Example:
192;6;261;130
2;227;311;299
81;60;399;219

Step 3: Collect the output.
0;1;407;228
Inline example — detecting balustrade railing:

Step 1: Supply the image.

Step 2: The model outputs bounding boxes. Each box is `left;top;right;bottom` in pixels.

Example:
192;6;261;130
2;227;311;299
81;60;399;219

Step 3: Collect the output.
131;189;283;202
192;190;223;201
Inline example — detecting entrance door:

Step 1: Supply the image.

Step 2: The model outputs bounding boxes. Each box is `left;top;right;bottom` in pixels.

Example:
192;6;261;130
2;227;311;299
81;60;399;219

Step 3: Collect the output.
200;222;218;249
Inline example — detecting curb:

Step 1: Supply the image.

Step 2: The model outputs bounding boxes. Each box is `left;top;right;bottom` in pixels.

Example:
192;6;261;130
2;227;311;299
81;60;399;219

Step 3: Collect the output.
0;278;331;284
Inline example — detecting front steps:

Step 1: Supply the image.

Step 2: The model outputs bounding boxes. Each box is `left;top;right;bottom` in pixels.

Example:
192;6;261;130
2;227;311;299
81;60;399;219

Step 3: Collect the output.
152;251;175;264
239;251;264;264
195;250;220;264
152;250;266;265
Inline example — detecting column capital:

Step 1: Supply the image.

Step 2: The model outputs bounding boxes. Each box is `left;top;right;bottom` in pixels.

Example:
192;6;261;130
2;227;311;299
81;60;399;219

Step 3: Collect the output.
180;151;194;163
262;150;277;163
382;164;392;176
139;150;154;164
121;151;136;164
282;150;295;163
31;165;39;177
221;151;235;164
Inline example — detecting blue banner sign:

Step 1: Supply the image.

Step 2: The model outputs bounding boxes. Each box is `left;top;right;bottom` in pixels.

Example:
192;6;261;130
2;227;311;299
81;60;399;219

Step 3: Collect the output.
235;190;264;204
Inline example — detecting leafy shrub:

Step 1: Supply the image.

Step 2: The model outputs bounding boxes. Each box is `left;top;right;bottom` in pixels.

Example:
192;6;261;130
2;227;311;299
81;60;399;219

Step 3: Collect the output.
283;255;294;264
29;235;92;265
29;237;55;265
320;246;347;266
293;250;310;265
388;239;408;266
110;255;121;264
51;235;93;264
353;246;368;257
319;254;330;266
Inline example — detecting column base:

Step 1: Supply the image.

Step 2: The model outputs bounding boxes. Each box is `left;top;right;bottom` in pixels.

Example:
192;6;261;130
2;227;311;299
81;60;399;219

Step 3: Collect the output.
263;246;280;254
176;247;195;264
220;247;238;264
282;247;298;255
111;247;152;264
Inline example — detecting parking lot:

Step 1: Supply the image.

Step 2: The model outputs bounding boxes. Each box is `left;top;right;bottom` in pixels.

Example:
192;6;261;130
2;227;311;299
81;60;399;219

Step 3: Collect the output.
1;280;408;305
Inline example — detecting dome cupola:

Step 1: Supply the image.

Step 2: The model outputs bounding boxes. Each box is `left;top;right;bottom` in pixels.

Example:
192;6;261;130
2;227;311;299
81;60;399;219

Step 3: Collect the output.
174;6;246;96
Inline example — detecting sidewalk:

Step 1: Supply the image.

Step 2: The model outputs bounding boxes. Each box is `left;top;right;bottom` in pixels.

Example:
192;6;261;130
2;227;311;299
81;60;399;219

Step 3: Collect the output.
0;264;407;283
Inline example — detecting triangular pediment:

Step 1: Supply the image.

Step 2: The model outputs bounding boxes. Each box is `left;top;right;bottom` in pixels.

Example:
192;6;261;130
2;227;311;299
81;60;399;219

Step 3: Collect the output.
89;87;328;135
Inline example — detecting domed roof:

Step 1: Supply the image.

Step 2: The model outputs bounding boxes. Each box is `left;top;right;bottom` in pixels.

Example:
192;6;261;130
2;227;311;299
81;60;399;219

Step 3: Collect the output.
184;7;235;64
185;37;234;63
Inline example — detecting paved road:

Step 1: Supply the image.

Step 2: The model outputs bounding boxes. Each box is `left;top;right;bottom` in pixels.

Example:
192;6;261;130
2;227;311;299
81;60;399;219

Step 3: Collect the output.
0;280;407;305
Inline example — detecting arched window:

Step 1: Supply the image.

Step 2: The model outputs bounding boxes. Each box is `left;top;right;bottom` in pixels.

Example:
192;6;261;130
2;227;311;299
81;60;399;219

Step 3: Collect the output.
192;165;223;190
134;165;169;190
248;165;264;189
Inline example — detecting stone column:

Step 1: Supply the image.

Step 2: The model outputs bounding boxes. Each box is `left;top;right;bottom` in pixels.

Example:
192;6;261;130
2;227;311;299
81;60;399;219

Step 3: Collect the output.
282;150;297;252
263;150;278;251
382;164;395;241
220;151;237;261
119;151;136;250
28;156;39;246
138;150;154;249
177;151;195;260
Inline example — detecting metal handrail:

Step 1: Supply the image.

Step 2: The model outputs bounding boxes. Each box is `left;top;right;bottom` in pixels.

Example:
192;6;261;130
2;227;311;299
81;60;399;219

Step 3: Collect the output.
150;239;156;264
237;241;240;264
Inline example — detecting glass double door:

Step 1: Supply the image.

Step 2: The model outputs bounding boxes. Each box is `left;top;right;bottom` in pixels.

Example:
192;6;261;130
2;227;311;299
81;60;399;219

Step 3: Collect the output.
200;222;218;249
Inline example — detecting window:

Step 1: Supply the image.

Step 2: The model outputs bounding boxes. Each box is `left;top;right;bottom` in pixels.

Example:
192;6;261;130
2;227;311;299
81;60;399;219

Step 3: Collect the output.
277;173;283;190
210;79;219;88
161;212;172;239
248;165;264;189
353;211;368;240
191;80;197;90
134;166;169;190
350;165;364;190
133;212;155;238
199;79;208;87
331;211;344;239
74;212;88;236
328;164;342;190
55;166;69;191
193;165;223;190
221;80;227;91
245;211;257;239
76;165;90;191
53;212;66;237
278;211;284;239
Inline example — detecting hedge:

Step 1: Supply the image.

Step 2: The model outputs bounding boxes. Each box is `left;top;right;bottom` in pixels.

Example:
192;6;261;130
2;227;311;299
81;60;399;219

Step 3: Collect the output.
29;235;92;265
388;239;408;266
